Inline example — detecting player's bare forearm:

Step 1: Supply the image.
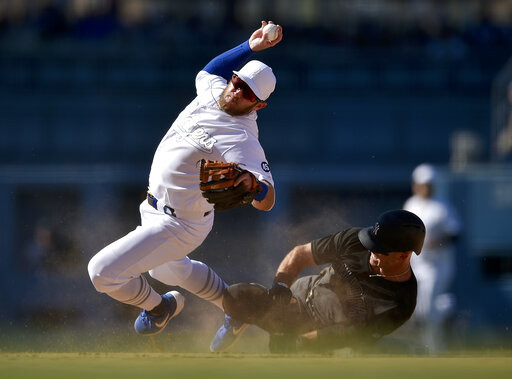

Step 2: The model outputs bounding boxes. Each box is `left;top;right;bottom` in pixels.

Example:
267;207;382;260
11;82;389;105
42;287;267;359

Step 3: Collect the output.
301;330;318;340
249;21;283;52
252;181;275;211
274;243;316;286
296;330;319;352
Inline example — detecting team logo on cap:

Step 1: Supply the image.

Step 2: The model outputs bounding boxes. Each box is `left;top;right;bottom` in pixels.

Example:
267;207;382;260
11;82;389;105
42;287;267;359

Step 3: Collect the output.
373;223;380;235
261;162;270;172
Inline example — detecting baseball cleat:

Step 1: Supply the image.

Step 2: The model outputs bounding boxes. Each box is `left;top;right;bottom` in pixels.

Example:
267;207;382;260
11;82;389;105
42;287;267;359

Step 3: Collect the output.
134;290;184;335
210;314;248;352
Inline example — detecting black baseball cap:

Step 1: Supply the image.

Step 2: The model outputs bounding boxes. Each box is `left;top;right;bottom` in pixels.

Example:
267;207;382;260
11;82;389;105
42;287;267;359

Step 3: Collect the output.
358;210;426;255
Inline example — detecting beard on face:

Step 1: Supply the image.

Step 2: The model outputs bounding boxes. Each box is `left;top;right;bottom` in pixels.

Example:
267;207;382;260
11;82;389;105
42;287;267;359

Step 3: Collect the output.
218;87;256;116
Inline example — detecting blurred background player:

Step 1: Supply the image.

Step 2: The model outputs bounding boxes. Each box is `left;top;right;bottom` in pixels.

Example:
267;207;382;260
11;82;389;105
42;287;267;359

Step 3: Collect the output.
496;81;512;162
87;21;283;337
403;163;462;352
214;210;426;353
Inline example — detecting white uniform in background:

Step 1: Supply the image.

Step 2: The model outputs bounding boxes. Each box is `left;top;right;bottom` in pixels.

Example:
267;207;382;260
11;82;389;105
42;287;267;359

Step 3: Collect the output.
404;164;461;351
88;69;273;312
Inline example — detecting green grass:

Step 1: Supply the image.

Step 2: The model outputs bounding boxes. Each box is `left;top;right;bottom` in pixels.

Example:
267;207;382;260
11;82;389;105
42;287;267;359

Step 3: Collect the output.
1;326;511;378
1;353;512;379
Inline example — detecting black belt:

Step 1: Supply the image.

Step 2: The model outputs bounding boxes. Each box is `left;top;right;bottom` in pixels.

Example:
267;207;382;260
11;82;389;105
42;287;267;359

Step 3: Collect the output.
147;193;212;218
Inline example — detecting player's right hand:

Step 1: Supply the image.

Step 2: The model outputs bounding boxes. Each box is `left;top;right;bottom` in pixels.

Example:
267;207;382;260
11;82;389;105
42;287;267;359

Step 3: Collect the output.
268;282;292;305
249;21;283;52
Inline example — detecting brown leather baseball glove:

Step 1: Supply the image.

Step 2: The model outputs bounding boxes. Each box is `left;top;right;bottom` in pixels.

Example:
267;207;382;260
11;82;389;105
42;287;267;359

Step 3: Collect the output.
199;159;262;211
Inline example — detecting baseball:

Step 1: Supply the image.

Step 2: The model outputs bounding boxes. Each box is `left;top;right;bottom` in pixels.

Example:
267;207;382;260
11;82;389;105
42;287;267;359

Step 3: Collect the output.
263;23;279;41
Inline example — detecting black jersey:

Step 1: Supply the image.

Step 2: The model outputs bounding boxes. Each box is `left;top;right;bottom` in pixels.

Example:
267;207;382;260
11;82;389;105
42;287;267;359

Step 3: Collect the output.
300;227;417;349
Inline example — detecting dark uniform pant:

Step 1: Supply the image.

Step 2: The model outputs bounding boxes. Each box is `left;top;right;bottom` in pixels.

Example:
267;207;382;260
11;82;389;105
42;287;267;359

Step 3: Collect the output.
223;276;318;335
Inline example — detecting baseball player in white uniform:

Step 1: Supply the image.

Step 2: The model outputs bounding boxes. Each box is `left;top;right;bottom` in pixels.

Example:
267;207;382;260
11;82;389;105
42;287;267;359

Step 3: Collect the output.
403;163;462;351
87;21;283;340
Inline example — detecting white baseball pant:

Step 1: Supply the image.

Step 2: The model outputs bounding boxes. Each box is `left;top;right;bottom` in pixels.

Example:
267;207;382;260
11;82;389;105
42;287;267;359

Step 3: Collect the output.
88;200;226;311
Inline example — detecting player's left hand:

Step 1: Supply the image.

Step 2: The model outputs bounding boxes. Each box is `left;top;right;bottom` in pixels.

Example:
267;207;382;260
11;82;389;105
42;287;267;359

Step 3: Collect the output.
199;159;262;211
268;282;293;305
234;171;257;191
249;21;283;51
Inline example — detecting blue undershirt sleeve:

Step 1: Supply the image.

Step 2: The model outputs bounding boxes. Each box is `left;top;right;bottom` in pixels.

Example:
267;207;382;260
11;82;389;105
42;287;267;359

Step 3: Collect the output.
202;41;254;81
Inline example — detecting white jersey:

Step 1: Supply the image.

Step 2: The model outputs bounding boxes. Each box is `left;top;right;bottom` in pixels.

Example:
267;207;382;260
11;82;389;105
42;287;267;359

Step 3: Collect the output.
404;195;461;346
148;70;274;216
404;195;461;254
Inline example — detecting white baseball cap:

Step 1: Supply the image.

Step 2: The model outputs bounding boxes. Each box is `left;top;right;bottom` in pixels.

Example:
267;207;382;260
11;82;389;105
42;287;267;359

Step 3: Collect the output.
233;60;276;101
412;163;437;184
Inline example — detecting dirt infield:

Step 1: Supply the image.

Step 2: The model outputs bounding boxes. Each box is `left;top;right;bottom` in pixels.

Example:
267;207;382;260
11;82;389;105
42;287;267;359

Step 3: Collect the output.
1;352;511;379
